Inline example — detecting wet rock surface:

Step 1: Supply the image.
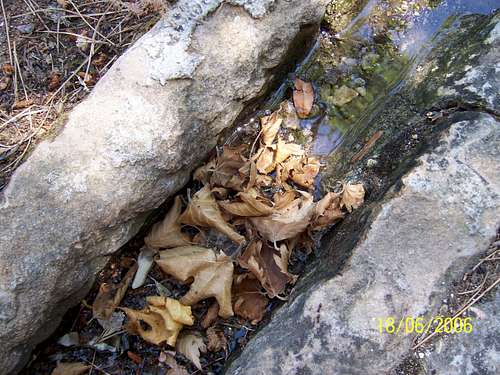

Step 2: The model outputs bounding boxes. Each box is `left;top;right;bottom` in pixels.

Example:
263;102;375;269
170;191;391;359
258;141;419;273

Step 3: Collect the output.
0;1;328;373
227;9;500;375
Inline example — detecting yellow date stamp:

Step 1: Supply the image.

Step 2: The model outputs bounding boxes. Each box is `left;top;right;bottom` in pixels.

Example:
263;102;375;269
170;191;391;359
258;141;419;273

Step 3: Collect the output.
376;316;473;335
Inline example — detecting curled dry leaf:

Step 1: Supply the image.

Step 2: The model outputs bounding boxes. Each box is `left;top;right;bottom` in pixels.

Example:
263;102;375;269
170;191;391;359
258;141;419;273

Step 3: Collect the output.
218;189;274;217
121;296;194;346
206;327;228;353
238;241;296;298
233;273;268;324
145;196;191;249
51;362;90;375
251;192;315;242
179;186;245;245
176;332;207;370
293;78;314;118
93;263;137;321
341;183;365;212
311;191;344;230
260;112;283;146
156;246;234;318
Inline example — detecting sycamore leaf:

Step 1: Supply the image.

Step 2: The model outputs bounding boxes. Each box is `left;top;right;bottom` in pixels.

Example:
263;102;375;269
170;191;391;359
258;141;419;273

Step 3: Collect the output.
293;79;314;118
93;263;137;321
121;296;194;347
156;246;234;318
179;186;245;245
206;327;228;353
219;189;274;217
341;183;365;212
176;332;207;370
311;191;345;230
250;192;315;242
51;362;90;375
233;273;268;324
260;112;282;145
145;196;191;249
238;241;296;298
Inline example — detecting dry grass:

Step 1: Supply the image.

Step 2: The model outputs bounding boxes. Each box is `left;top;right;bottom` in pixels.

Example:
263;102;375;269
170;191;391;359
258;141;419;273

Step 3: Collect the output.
0;0;166;189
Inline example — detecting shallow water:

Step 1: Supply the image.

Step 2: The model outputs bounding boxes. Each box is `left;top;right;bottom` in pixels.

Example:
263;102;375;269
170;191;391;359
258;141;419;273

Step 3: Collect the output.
307;0;499;158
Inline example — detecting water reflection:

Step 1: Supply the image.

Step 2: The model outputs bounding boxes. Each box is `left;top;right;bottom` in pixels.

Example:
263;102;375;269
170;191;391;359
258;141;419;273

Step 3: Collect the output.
310;0;499;158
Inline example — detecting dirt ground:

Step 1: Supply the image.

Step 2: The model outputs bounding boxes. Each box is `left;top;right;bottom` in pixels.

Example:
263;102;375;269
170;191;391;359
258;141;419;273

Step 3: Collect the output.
0;0;164;189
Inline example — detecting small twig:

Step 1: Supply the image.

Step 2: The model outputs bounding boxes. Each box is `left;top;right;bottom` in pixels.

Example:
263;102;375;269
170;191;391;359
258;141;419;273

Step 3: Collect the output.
413;276;500;350
0;0;13;66
67;0;116;46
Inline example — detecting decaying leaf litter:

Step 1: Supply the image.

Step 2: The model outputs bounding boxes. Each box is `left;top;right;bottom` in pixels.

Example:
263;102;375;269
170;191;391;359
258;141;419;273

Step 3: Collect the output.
30;79;364;374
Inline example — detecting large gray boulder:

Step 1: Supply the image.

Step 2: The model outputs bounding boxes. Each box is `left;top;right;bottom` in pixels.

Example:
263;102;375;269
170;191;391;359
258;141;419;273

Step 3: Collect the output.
0;1;328;373
228;10;500;375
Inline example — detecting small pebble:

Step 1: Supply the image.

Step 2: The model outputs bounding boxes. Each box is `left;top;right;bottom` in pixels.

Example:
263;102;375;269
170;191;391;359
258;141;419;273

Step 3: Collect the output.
16;24;34;34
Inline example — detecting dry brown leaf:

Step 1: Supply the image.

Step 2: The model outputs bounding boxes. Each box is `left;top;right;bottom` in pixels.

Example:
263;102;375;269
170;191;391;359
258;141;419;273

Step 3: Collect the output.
210;145;248;190
156;246;234;318
206;327;228;353
291;157;320;188
176;332;207;370
164;353;189;375
238;241;295;298
122;296;194;346
273;191;297;210
341;183;365;212
255;173;273;187
311;192;345;230
233;273;268;324
293;79;314;118
51;362;90;375
12;99;34;110
179;186;245;245
201;301;219;329
211;187;229;200
93;263;137;321
254;146;275;174
275;138;304;165
193;159;216;185
145;196;191;249
260;112;283;145
251;192;315;242
219;189;274;217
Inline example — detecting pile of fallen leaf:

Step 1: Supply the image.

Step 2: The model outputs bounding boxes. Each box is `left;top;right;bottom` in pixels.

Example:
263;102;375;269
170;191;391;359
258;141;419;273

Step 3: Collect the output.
51;79;365;374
